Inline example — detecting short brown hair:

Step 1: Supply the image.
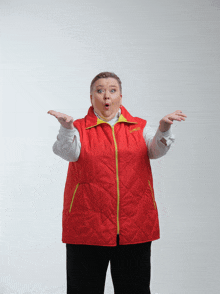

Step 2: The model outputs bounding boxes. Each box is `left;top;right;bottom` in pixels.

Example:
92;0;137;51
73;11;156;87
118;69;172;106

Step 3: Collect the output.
90;72;122;94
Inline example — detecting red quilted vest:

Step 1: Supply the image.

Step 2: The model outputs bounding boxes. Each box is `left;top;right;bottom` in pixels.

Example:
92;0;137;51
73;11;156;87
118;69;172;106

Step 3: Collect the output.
62;105;160;246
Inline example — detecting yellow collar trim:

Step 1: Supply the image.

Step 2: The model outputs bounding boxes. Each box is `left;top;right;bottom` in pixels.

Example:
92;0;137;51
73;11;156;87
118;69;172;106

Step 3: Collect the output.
86;114;137;129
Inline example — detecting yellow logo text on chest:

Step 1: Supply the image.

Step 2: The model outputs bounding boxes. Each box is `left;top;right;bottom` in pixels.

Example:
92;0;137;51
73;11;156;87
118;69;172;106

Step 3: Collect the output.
129;127;141;133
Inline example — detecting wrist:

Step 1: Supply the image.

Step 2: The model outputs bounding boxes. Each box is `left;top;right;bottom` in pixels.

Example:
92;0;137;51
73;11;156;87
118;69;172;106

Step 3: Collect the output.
159;126;170;132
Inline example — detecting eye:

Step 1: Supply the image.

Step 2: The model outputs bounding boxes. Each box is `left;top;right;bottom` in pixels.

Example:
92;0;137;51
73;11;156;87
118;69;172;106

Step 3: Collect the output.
97;89;103;93
110;89;116;93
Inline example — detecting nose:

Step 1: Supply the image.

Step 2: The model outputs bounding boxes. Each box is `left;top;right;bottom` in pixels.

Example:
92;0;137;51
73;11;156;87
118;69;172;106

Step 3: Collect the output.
104;90;110;99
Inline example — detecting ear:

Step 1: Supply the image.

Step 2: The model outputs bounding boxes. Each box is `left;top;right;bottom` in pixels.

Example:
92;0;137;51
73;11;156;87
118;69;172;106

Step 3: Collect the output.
90;94;93;105
120;94;122;106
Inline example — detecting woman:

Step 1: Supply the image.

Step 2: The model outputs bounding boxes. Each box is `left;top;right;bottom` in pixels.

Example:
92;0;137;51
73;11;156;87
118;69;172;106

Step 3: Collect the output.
48;72;187;294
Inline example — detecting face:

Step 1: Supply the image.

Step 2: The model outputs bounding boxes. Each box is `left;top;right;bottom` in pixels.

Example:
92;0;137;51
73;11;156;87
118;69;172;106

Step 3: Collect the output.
90;78;122;122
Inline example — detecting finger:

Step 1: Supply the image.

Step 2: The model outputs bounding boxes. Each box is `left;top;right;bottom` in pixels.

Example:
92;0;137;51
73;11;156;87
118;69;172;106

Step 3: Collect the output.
48;111;59;118
176;113;187;118
175;110;187;117
47;110;55;115
166;115;181;122
60;117;73;123
174;110;185;115
164;117;174;124
48;110;60;118
58;117;67;121
172;115;186;121
173;116;182;121
176;114;187;120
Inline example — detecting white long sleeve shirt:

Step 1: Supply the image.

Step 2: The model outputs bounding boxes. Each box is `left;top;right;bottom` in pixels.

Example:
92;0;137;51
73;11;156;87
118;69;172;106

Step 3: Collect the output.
52;108;175;162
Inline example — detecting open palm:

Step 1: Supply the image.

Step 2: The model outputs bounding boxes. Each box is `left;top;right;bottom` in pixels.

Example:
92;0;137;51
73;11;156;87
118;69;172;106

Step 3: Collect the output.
47;110;74;130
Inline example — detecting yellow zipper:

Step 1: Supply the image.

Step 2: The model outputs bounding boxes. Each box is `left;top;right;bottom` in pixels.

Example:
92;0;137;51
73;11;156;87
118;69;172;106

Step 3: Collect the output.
69;183;80;213
111;126;120;234
148;180;156;210
86;117;137;236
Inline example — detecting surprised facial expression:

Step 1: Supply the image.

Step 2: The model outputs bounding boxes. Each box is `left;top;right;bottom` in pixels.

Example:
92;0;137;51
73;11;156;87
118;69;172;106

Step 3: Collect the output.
90;78;122;122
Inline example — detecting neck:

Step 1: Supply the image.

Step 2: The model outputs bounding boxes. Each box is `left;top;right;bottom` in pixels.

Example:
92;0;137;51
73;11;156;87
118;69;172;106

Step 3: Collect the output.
93;108;121;122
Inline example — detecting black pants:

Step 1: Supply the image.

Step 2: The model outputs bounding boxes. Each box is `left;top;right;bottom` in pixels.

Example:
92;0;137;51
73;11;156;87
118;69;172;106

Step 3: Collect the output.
66;235;152;294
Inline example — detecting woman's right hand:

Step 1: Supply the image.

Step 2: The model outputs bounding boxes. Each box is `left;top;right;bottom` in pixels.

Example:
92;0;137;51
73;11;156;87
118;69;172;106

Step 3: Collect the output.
47;110;74;130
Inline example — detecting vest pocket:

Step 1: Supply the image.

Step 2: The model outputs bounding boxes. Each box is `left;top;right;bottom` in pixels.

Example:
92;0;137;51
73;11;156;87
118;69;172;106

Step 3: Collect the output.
69;183;80;213
148;180;156;210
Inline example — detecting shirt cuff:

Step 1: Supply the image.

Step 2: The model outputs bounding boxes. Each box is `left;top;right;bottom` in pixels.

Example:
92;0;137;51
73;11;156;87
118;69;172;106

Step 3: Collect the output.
155;128;175;147
59;124;76;138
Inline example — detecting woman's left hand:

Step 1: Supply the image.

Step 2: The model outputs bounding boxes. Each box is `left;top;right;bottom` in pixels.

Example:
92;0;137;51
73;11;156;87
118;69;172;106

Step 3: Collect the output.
159;110;187;132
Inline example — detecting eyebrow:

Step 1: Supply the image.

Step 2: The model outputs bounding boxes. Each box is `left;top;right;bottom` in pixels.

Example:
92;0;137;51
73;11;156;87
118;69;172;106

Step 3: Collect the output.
96;85;117;87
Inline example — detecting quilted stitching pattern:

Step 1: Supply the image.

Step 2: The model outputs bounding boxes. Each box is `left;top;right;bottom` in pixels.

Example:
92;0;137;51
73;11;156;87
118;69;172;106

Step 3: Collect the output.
62;106;160;246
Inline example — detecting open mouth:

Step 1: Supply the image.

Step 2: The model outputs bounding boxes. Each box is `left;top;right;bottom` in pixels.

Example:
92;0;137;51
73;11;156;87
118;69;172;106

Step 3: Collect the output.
105;103;110;109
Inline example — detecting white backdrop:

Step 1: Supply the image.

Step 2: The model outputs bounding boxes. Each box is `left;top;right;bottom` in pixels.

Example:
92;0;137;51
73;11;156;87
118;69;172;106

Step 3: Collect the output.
1;0;220;293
